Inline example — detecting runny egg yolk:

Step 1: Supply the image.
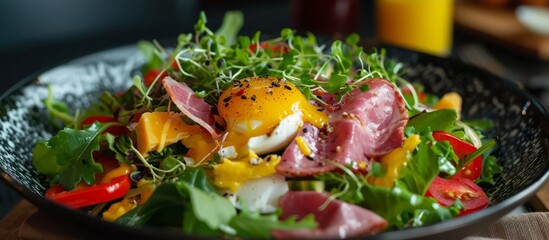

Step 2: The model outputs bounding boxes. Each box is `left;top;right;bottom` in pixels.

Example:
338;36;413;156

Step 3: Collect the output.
217;76;328;154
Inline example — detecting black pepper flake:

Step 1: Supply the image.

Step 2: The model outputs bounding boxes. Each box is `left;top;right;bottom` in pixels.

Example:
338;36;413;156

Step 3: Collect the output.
250;95;256;101
223;96;232;102
204;60;210;66
241;95;247;100
272;82;281;87
306;156;314;161
224;103;229;107
284;85;292;90
303;128;308;133
215;122;226;131
217;58;225;67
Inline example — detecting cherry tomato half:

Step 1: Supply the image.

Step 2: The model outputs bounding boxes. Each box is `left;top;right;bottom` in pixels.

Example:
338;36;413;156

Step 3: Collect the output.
46;174;131;209
433;131;482;181
426;176;489;215
81;115;129;135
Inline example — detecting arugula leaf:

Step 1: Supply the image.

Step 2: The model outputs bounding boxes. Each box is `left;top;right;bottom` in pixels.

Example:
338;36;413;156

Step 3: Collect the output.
360;184;459;229
431;140;458;175
35;122;119;190
407;109;458;132
397;138;439;195
476;155;502;185
229;207;317;239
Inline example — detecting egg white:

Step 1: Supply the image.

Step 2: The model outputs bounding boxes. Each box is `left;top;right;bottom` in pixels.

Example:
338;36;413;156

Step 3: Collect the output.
246;113;303;155
224;173;288;213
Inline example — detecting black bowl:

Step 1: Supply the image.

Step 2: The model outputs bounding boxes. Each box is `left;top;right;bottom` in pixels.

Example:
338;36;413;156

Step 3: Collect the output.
1;45;548;240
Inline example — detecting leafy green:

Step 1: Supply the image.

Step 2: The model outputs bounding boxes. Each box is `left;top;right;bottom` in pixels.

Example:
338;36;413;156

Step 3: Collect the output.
229;207;317;239
116;182;185;227
32;140;62;176
397;137;439;195
33;122;120;190
316;166;364;204
476;155;502;185
407;109;458;133
431;140;458;175
106;134;134;164
118;181;235;236
179;168;217;193
319;164;460;229
360;184;460;229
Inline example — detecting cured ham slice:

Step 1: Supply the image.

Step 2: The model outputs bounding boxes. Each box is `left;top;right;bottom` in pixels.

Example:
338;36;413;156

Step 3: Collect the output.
272;191;387;239
277;78;408;177
162;76;219;138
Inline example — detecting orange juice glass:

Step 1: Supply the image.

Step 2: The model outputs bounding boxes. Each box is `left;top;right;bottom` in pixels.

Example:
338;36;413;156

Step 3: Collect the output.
376;0;454;56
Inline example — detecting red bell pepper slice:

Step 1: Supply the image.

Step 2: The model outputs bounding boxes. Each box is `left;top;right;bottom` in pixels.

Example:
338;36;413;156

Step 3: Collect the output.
81;115;129;135
45;174;131;209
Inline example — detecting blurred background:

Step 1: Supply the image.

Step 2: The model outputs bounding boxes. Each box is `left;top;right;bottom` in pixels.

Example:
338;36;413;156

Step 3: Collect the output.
1;0;549;218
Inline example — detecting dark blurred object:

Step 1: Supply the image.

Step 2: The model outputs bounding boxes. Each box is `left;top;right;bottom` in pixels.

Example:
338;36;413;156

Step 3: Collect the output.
0;0;198;96
455;0;549;60
476;0;549;8
0;0;199;219
518;0;549;6
291;0;360;37
478;0;511;8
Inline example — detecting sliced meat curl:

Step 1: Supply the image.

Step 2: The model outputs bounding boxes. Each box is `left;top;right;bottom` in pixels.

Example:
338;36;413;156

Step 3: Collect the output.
272;191;387;239
162;76;219;138
277;78;408;177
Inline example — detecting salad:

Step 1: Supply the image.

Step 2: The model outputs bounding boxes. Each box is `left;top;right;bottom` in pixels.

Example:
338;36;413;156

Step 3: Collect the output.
32;11;501;239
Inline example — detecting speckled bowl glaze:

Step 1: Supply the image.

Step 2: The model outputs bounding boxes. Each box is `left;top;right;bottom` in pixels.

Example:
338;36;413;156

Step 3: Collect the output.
0;45;548;240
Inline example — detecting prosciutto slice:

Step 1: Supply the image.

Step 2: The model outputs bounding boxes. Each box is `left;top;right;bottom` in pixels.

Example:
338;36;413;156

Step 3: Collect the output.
162;76;219;138
272;191;387;239
277;78;408;177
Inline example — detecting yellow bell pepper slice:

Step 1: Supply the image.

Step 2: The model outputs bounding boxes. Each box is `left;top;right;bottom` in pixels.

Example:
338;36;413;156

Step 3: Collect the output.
369;134;421;188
